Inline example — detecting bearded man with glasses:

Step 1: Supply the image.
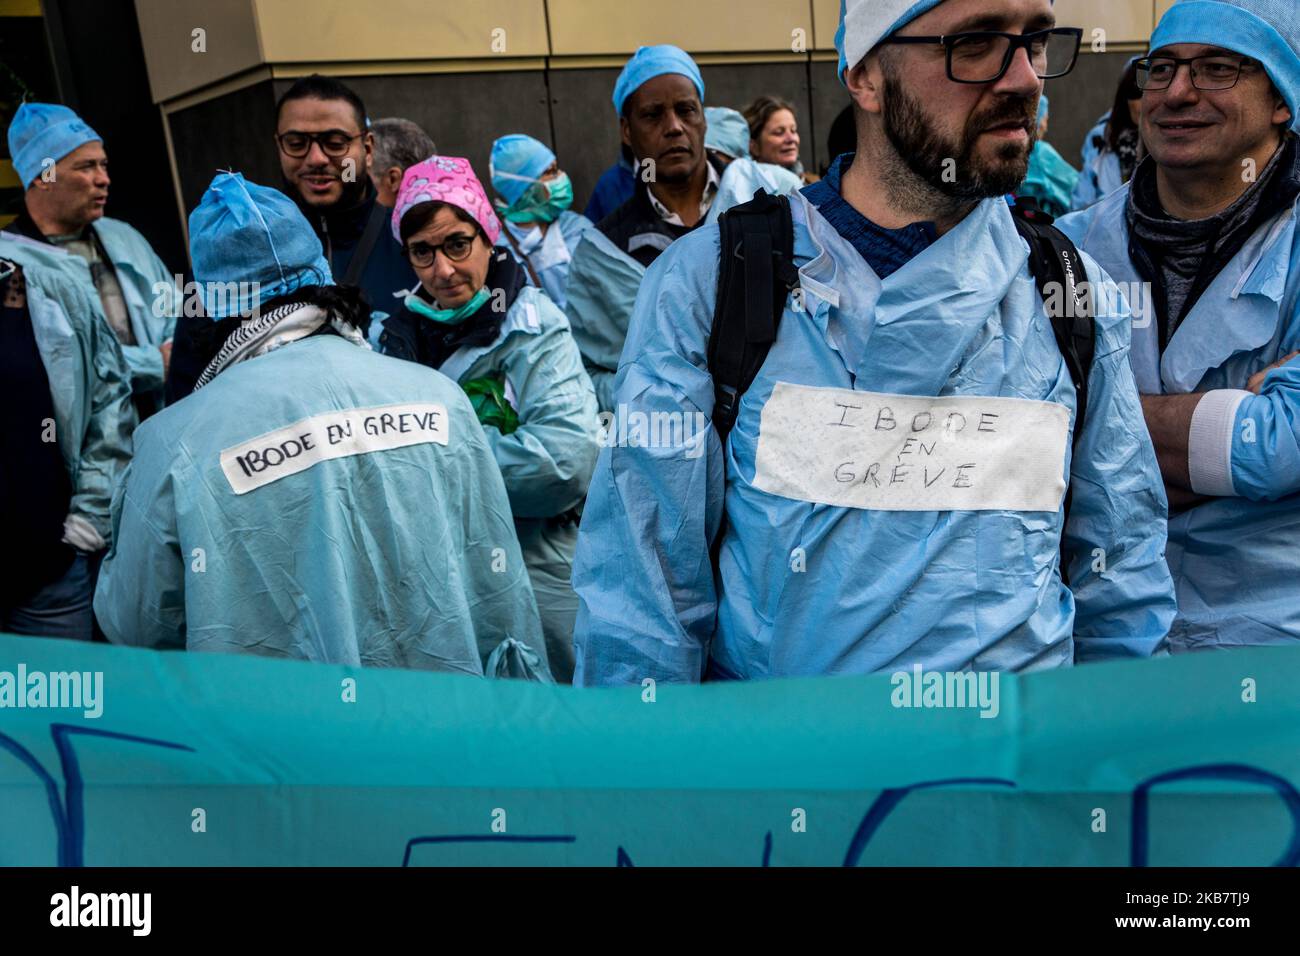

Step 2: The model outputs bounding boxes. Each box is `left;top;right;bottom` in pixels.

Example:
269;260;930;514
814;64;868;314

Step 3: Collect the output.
1059;0;1300;652
272;76;418;342
571;0;1176;686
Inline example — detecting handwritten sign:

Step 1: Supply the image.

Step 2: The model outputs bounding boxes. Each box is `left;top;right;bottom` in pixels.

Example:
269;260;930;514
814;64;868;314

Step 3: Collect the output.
753;383;1069;512
220;402;448;494
1;634;1297;866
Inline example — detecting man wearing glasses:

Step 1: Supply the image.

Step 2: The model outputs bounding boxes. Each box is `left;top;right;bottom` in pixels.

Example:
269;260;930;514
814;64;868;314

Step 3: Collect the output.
571;0;1176;685
274;75;416;335
1059;0;1300;651
166;77;420;399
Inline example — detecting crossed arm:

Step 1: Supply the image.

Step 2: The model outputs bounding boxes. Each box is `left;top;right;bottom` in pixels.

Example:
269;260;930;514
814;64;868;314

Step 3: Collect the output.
1141;351;1299;512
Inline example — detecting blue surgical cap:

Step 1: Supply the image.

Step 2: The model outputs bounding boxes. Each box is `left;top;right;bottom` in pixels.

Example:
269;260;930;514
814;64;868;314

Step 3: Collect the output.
1151;0;1300;131
705;107;751;159
1037;94;1050;124
612;45;705;116
6;102;101;188
188;172;333;320
490;134;557;206
836;0;1055;82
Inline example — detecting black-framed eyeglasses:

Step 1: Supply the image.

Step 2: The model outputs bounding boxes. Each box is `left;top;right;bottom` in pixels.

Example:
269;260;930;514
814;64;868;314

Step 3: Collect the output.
405;232;479;268
1135;54;1256;92
880;27;1083;84
276;129;363;158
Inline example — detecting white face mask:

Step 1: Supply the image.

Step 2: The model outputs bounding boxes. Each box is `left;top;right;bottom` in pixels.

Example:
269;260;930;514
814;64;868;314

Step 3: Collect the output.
529;218;572;271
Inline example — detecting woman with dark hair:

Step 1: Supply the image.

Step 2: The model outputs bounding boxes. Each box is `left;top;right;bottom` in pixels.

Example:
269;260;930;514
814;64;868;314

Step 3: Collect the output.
743;94;820;184
1072;57;1145;210
379;157;599;683
95;171;549;678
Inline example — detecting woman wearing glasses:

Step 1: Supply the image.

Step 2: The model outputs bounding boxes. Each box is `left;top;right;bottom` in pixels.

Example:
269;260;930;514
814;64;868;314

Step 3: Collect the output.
378;156;599;683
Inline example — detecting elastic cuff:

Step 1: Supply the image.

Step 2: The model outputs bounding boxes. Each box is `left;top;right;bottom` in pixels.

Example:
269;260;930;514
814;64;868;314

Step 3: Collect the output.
1188;389;1250;497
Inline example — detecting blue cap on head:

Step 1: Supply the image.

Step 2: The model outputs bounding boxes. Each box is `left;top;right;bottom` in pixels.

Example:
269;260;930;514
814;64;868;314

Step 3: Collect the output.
490;134;557;206
704;107;751;159
6;102;101;188
188;172;333;320
836;0;1055;83
1151;0;1300;131
612;45;705;116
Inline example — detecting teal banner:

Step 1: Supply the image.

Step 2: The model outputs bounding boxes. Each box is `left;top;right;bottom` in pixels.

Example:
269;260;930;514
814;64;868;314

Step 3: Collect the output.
1;634;1297;866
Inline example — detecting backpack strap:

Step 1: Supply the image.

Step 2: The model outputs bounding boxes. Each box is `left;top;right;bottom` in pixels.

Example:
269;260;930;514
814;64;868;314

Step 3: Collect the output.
1010;203;1096;448
499;224;544;289
1011;202;1098;585
707;190;799;445
342;200;389;288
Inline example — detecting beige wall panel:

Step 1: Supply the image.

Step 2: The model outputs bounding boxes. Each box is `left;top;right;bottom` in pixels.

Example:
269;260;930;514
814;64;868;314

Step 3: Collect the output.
812;0;838;50
1155;0;1177;23
1053;0;1154;43
548;0;812;55
252;0;548;62
813;0;1158;53
134;0;262;104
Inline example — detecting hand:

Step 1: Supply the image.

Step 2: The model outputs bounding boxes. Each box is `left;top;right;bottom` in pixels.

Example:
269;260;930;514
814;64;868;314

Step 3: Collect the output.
160;340;173;377
1247;351;1299;394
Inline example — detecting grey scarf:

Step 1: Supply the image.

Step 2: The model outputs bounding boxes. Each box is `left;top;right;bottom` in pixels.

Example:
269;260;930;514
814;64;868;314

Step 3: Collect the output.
1127;136;1297;341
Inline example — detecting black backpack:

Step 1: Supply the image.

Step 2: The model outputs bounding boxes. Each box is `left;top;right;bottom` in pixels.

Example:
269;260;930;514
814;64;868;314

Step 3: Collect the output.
706;191;1096;569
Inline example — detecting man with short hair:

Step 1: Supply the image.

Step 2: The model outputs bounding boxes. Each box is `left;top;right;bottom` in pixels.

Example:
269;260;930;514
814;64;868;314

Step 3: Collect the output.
572;0;1177;685
368;116;436;207
597;45;722;267
168;77;420;396
275;76;416;315
565;46;724;410
1059;0;1300;649
4;102;177;418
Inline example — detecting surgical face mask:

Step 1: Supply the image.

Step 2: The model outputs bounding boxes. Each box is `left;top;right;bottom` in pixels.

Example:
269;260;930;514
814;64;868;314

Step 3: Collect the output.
497;172;574;224
405;285;490;325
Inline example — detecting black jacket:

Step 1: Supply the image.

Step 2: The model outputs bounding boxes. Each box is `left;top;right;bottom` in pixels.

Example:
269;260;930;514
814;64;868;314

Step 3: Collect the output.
597;154;726;268
298;181;417;317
